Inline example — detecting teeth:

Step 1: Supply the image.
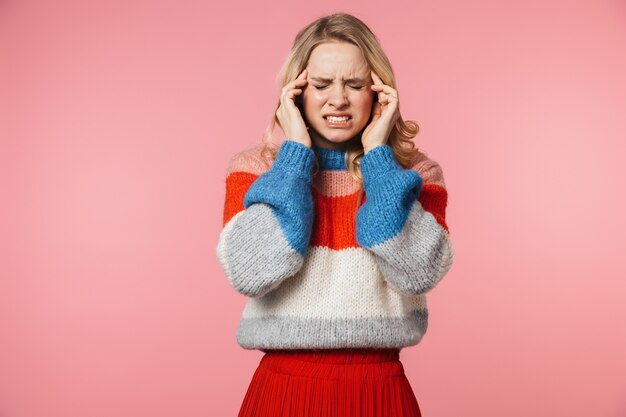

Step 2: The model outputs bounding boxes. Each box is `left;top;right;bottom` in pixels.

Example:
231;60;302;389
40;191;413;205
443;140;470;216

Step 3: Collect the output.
326;116;349;122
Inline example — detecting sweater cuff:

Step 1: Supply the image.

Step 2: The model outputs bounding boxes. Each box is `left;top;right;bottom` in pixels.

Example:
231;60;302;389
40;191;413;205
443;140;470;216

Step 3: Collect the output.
360;145;401;188
272;140;316;179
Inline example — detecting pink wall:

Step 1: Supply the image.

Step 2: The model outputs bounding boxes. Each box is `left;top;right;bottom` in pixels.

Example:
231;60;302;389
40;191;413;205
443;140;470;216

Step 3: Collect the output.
2;1;625;416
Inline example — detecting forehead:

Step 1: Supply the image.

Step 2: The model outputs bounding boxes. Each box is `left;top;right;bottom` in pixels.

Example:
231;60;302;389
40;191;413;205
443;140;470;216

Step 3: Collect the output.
307;42;370;78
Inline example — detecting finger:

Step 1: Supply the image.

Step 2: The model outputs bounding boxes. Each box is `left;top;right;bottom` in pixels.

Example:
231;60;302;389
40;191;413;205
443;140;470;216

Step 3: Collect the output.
380;91;397;104
282;70;308;94
283;80;307;95
371;84;397;99
370;70;383;86
281;82;307;101
370;73;394;104
282;88;302;106
286;87;302;96
371;84;396;93
292;68;308;86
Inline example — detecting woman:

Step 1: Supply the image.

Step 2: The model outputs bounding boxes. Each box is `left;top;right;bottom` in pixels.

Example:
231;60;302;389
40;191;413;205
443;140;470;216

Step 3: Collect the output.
216;12;454;417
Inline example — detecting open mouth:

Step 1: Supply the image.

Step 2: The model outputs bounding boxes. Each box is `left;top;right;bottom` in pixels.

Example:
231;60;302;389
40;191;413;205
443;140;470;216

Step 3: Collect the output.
324;115;352;122
324;115;353;129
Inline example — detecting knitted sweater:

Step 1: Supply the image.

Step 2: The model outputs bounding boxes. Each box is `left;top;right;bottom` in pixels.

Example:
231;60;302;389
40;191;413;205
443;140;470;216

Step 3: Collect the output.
216;139;454;350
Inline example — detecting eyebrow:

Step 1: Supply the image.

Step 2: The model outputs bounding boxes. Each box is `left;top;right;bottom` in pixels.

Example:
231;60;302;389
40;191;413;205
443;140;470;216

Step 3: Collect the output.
310;76;369;83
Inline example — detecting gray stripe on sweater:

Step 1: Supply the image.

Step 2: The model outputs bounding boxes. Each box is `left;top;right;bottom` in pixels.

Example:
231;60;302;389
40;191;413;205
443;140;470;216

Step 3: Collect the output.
236;309;428;350
370;201;454;295
217;203;304;297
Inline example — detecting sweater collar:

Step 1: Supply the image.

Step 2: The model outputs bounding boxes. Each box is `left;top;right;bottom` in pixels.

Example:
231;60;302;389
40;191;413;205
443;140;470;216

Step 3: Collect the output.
312;143;348;171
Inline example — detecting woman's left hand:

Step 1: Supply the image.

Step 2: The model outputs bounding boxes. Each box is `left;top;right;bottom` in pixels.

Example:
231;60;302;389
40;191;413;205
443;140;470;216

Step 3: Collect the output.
361;70;400;154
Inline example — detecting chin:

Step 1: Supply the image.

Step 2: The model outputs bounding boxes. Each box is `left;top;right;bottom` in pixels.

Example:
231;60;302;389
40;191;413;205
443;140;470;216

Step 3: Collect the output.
307;121;364;147
324;134;354;143
319;128;360;142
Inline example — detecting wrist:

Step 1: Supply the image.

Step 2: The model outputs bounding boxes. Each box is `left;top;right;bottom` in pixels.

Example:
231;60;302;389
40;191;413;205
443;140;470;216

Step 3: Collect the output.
363;146;379;155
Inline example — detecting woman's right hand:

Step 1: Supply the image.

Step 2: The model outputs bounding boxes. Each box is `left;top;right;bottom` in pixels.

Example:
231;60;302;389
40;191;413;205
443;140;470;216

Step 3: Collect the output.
275;68;311;148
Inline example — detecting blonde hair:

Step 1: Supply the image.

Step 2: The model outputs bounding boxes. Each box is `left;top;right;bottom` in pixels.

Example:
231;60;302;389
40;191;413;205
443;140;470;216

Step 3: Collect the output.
261;12;421;206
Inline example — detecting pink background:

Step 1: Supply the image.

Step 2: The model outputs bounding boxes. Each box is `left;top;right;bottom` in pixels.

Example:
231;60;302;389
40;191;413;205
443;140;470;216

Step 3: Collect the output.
2;1;625;416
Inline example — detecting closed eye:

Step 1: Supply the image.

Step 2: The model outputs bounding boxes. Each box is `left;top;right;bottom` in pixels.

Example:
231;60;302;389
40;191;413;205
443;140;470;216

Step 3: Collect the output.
314;84;364;90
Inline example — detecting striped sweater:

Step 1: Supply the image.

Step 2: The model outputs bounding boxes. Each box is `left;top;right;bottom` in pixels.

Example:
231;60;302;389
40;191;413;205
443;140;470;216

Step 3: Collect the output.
216;139;454;350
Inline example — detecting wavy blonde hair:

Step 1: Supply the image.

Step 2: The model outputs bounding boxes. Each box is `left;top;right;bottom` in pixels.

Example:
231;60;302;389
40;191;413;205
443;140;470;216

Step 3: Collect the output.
261;12;421;201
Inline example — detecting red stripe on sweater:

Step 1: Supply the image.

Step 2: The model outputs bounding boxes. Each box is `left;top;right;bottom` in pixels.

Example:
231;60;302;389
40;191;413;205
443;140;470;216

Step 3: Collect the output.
311;188;360;249
419;183;449;232
223;172;258;226
222;173;449;241
311;183;449;250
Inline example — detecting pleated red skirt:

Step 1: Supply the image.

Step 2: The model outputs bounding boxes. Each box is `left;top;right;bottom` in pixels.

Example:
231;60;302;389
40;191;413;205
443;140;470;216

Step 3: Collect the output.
237;348;422;417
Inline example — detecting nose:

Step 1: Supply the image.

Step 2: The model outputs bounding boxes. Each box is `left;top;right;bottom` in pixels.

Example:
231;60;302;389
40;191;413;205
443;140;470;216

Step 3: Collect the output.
328;84;349;108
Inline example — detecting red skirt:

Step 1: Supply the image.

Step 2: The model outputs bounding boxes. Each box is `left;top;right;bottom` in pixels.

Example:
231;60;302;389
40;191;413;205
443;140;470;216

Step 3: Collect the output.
237;348;422;417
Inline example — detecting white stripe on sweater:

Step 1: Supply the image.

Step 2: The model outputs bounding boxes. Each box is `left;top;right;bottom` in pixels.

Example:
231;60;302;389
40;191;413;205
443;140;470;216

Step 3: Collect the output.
241;246;427;319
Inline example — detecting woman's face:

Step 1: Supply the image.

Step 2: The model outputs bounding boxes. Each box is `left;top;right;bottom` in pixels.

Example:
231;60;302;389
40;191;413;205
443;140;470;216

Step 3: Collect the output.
302;41;375;150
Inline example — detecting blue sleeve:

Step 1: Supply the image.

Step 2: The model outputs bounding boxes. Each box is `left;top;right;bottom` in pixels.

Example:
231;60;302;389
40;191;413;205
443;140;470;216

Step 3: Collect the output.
243;140;315;257
216;140;316;298
356;145;454;295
